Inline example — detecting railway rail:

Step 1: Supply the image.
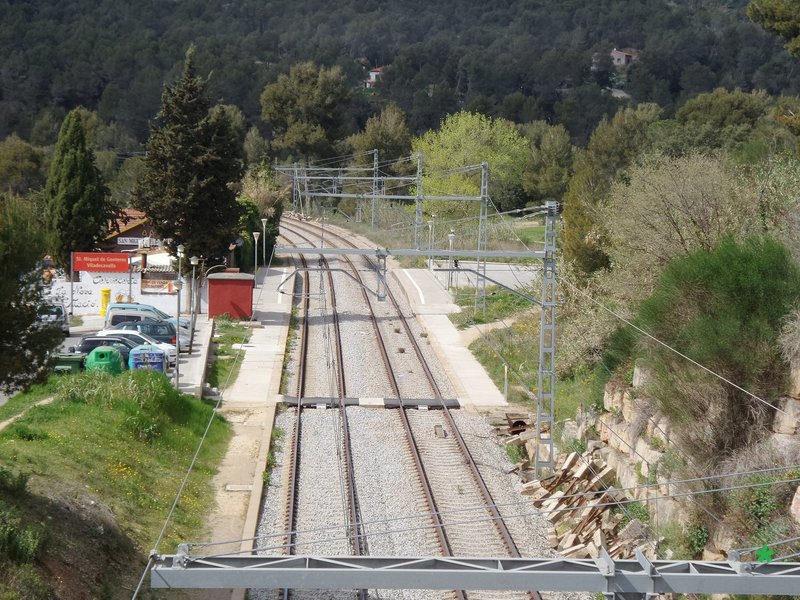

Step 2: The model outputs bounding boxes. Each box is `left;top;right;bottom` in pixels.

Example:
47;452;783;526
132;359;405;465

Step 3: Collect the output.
279;220;542;600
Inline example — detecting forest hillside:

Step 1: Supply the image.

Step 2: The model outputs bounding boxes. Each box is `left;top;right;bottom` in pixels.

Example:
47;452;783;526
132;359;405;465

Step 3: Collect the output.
2;0;800;143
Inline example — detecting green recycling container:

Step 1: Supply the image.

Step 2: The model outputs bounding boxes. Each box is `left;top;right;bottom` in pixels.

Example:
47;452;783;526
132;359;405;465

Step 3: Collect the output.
85;346;125;375
53;353;85;374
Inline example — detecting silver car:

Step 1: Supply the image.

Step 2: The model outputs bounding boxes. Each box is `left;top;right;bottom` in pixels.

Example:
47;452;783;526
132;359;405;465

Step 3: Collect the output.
96;329;177;368
38;301;69;335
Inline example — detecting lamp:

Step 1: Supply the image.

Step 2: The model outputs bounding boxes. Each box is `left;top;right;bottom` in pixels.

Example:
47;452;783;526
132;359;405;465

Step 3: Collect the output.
253;231;261;282
261;218;268;271
189;256;199;349
447;228;455;290
174;279;183;390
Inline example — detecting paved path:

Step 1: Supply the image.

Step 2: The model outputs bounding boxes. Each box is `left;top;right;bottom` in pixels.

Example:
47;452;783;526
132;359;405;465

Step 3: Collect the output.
392;268;507;407
201;266;293;600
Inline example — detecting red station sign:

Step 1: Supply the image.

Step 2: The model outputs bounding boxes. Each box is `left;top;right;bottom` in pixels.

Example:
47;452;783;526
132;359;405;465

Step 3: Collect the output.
72;252;130;273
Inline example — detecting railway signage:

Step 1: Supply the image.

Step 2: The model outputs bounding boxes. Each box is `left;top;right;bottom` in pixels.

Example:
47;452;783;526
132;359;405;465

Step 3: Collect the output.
72;252;130;273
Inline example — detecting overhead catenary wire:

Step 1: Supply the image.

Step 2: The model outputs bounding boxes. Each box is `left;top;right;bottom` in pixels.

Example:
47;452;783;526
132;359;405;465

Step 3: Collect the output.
185;472;800;560
187;462;800;550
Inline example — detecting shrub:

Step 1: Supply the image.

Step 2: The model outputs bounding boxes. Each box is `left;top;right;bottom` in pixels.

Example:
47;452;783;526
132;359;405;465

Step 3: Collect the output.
0;505;46;562
636;236;800;462
0;469;28;496
687;523;709;556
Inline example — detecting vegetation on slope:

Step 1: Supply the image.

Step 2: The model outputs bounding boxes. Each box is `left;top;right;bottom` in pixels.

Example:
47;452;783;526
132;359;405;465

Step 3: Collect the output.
0;370;231;597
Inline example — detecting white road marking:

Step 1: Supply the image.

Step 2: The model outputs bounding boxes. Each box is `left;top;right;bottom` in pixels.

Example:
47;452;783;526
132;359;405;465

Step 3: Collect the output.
403;269;426;305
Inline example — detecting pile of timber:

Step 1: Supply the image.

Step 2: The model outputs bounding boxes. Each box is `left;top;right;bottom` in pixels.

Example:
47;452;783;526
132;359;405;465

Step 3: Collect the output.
518;451;653;560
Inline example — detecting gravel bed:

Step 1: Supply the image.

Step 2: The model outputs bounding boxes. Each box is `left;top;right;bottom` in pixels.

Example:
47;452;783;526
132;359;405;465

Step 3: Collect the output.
328;256;396;399
450;409;593;600
268;221;586;599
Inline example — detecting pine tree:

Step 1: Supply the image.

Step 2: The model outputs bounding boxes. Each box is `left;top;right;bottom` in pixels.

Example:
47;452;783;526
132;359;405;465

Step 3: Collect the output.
44;108;113;270
134;47;245;262
0;195;63;392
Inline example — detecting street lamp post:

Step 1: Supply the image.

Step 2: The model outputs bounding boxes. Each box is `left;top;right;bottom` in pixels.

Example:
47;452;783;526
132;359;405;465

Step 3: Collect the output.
427;220;433;270
174;279;183;391
447;228;455;290
189;256;199;352
260;218;267;269
176;244;185;309
253;231;261;284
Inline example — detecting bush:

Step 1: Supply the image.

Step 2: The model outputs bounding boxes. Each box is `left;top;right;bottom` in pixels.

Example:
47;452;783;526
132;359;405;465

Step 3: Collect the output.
0;469;28;496
54;370;192;443
636;236;800;461
0;505;46;563
0;562;52;600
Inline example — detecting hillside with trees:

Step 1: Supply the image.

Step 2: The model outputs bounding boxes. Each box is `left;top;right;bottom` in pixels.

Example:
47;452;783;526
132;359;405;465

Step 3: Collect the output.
3;0;800;595
2;0;800;145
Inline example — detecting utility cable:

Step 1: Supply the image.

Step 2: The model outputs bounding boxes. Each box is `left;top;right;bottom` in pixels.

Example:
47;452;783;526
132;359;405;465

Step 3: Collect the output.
187;463;800;551
131;246;278;599
560;277;789;417
186;473;800;559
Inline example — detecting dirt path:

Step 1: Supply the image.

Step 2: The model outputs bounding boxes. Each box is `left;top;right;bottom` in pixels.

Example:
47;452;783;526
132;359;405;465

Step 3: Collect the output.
0;397;55;432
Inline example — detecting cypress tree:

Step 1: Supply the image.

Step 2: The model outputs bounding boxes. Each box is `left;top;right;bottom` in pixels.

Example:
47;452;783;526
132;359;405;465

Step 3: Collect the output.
44;108;113;270
134;47;245;261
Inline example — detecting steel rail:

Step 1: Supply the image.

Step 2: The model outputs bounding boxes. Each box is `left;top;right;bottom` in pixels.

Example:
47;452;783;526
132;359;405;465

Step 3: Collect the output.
282;223;462;600
282;229;367;600
274;235;311;600
289;219;541;600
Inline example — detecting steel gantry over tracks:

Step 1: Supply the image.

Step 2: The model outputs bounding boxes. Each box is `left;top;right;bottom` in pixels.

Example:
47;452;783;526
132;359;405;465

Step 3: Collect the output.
275;199;558;476
151;549;800;597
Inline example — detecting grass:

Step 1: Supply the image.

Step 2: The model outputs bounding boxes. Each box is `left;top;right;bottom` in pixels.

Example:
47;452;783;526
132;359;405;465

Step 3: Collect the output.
68;315;83;327
513;223;546;246
469;321;605;425
0;379;60;423
0;370;231;595
206;315;252;389
450;285;534;329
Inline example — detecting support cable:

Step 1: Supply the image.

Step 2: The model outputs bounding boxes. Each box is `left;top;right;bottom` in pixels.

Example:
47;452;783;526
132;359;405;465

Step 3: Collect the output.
131;247;278;599
184;464;800;554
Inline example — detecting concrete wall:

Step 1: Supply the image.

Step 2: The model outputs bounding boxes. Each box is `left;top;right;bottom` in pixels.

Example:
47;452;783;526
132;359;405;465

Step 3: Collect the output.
47;273;208;316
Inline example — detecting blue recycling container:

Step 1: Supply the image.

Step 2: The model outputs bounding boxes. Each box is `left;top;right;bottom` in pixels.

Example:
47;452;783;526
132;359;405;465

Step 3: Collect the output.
128;345;167;373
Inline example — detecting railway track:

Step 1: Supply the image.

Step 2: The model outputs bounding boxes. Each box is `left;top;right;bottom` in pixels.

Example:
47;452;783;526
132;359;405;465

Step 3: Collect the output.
279;220;542;600
279;240;367;600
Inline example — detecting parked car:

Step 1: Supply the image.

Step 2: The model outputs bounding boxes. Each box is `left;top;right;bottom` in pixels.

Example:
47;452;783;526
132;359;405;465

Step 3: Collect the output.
70;335;140;365
96;329;177;368
103;302;190;331
37;301;69;335
112;319;190;351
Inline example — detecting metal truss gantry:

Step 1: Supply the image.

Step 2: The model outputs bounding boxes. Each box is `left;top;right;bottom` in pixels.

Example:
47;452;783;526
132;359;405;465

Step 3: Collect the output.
275;197;559;478
151;550;800;596
535;201;557;476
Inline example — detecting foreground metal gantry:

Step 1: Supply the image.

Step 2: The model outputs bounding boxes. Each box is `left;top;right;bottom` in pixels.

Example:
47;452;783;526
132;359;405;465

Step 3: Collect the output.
151;550;800;596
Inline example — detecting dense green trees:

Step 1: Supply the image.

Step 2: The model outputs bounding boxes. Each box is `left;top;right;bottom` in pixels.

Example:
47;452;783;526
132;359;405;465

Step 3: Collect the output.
748;0;800;57
134;49;246;263
561;104;663;275
260;62;352;161
412;112;529;218
0;196;63;392
3;1;800;146
0;134;45;196
349;103;413;174
44;109;115;271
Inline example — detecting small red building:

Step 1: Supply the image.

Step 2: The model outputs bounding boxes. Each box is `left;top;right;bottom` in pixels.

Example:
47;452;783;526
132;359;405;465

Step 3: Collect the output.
207;273;254;319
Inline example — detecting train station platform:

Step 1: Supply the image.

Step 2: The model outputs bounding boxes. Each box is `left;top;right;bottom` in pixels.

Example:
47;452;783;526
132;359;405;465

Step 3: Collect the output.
393;268;507;408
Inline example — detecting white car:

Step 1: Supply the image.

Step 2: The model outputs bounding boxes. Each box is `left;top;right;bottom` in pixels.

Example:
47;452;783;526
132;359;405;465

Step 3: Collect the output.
96;329;178;368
